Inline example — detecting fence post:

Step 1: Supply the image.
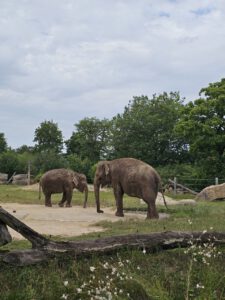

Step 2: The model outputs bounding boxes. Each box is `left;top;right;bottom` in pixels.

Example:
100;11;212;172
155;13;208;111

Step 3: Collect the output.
215;177;218;185
27;161;31;185
174;177;177;195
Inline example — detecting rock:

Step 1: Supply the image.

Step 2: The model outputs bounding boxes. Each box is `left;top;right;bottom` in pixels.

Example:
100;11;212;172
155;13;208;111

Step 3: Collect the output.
0;173;8;184
196;183;225;201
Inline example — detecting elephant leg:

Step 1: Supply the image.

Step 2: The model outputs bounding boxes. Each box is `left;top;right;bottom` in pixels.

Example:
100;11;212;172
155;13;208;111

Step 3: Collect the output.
113;185;124;217
144;198;159;219
58;192;67;207
65;190;73;207
45;193;52;207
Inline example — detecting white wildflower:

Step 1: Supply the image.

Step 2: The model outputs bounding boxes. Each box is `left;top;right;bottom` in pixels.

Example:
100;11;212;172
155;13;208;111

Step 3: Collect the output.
90;266;96;272
64;281;69;287
61;294;68;299
76;288;82;293
143;248;146;254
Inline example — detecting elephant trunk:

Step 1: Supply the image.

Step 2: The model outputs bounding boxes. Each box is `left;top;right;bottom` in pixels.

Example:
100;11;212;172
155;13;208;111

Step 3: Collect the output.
94;179;104;213
83;185;88;208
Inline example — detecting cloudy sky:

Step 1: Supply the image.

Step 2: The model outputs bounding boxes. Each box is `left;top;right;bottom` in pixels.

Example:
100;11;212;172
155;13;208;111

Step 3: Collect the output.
0;0;224;149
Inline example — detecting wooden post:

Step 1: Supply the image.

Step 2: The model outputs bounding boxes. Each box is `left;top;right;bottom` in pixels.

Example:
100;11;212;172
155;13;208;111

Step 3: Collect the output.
174;177;177;195
215;177;219;185
27;161;31;185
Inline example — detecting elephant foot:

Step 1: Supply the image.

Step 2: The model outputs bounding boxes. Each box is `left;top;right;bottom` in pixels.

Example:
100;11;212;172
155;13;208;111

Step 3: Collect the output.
146;214;159;220
97;209;104;213
58;202;64;207
45;203;52;207
115;211;124;217
65;204;72;208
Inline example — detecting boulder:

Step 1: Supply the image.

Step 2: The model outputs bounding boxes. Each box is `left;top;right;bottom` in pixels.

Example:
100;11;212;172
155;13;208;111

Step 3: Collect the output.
0;173;8;184
196;183;225;201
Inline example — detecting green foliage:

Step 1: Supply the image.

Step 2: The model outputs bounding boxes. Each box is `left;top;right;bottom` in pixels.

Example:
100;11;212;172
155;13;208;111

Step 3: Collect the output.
1;247;225;299
67;154;93;182
33;120;64;153
0;151;20;177
112;93;188;166
175;78;225;177
0;132;7;153
66;117;112;163
32;150;69;174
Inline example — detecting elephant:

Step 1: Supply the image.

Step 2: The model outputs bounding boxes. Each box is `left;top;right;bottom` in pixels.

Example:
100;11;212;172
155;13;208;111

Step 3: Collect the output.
94;158;167;219
39;168;88;208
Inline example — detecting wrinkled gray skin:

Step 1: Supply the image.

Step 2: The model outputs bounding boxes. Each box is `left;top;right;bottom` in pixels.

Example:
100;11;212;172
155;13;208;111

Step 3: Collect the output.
94;158;164;219
39;168;88;208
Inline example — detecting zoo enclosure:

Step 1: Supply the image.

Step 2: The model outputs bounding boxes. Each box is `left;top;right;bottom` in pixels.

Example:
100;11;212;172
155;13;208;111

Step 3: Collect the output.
170;177;225;195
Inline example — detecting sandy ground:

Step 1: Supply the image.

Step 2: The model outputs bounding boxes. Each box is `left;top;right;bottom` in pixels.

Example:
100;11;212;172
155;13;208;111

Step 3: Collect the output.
1;203;151;240
1;185;196;240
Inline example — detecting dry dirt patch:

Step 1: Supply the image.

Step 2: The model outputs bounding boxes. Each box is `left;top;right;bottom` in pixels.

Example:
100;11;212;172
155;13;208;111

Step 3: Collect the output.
1;203;149;240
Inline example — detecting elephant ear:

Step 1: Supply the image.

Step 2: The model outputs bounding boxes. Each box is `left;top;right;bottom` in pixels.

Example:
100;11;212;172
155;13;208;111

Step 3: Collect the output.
72;176;78;187
104;163;110;176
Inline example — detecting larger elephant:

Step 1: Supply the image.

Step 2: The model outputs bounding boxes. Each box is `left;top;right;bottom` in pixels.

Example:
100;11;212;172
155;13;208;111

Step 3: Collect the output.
39;168;88;208
94;158;166;219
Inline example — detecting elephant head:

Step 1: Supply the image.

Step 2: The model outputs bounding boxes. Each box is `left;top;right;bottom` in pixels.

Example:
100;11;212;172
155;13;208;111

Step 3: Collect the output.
94;161;111;213
72;172;88;208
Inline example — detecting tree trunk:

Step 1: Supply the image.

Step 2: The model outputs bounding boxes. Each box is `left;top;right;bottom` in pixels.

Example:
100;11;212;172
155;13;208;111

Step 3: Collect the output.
1;207;225;266
0;220;12;246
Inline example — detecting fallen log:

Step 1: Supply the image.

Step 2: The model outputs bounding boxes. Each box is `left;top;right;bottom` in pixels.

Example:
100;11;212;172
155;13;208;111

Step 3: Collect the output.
0;207;48;248
1;207;225;266
168;179;198;195
1;231;225;266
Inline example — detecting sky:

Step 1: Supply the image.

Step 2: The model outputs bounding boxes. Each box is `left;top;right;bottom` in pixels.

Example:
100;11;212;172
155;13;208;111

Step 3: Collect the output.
0;0;225;149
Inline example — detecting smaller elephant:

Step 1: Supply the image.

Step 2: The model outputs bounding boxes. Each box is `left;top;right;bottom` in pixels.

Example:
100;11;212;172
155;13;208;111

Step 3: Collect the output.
94;158;167;219
39;168;88;208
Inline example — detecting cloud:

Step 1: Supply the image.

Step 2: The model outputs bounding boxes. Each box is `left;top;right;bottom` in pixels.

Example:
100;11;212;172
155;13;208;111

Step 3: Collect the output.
0;0;225;148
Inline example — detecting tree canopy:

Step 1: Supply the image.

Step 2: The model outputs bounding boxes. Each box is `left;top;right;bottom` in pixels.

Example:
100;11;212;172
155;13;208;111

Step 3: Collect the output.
0;133;7;153
112;92;188;166
33;120;64;154
175;78;225;176
66;117;112;163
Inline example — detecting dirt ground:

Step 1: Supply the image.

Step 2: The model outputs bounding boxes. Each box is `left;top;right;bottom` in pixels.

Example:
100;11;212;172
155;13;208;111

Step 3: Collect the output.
2;185;196;240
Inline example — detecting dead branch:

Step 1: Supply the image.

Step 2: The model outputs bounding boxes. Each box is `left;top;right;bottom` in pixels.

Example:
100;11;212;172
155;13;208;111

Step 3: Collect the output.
1;207;225;266
168;179;198;195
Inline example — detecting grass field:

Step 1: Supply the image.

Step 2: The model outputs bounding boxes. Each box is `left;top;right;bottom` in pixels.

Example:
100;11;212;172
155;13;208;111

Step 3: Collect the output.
1;185;225;299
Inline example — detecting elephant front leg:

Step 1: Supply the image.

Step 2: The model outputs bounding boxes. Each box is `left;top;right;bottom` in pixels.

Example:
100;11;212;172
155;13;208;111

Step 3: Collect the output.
65;190;73;207
113;185;124;217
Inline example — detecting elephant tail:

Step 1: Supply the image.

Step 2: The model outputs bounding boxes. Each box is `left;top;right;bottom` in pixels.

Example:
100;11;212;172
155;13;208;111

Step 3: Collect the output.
157;177;168;210
161;189;168;210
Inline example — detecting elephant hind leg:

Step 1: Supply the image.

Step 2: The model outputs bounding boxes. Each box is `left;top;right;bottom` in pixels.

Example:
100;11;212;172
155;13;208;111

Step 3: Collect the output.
142;192;159;219
45;193;52;207
58;192;67;207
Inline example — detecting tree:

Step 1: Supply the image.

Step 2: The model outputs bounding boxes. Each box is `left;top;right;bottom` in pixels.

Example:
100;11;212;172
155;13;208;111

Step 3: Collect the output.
112;93;187;166
0;133;7;153
33;121;64;153
66;118;112;163
175;78;225;177
0;151;19;177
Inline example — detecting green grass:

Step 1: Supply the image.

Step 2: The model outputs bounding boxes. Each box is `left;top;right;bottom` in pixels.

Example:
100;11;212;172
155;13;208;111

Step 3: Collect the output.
1;185;225;299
